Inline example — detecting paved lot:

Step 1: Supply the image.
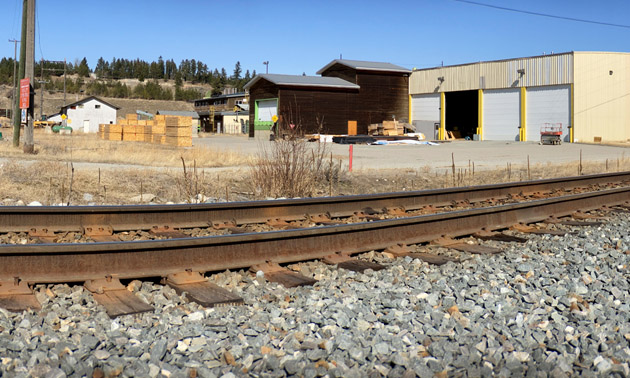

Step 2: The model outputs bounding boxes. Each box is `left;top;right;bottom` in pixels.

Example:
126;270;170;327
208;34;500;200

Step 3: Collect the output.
195;134;630;171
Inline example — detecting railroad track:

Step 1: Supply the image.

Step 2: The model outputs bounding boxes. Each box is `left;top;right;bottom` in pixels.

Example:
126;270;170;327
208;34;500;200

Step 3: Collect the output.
1;171;629;241
1;172;629;317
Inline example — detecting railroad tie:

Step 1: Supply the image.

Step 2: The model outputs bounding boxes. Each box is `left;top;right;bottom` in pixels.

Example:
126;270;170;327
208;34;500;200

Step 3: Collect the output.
266;218;301;230
84;277;153;318
307;213;342;226
165;271;243;308
250;262;317;288
383;244;458;266
149;225;189;239
432;236;503;255
510;224;569;236
0;278;41;312
473;230;528;243
321;252;385;273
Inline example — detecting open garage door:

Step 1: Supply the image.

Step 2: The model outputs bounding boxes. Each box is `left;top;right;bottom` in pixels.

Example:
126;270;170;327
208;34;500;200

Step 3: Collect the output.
411;94;440;140
526;85;571;142
483;89;520;141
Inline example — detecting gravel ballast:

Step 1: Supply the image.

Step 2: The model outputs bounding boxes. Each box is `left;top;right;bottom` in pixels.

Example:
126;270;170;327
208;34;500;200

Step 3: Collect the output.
1;212;629;377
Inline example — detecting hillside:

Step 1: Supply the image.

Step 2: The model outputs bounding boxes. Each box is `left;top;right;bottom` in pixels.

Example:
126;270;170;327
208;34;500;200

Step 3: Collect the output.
1;79;203;119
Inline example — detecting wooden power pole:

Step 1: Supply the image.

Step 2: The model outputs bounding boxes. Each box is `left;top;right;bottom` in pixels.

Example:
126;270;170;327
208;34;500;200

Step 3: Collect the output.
23;0;36;154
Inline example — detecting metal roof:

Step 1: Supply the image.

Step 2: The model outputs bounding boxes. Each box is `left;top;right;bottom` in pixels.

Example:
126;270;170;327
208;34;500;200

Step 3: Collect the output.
156;110;199;119
317;59;411;75
244;74;360;90
193;92;247;102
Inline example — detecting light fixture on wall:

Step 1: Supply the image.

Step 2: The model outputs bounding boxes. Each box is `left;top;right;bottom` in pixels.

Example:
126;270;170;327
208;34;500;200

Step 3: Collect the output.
517;69;525;76
437;76;445;83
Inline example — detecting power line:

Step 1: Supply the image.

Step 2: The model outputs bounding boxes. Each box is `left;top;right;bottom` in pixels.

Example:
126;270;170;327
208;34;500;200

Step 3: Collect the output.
11;0;20;39
453;0;630;29
36;0;44;61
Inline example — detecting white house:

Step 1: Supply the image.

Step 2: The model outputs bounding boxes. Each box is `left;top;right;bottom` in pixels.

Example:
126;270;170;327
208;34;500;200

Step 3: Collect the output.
48;96;119;133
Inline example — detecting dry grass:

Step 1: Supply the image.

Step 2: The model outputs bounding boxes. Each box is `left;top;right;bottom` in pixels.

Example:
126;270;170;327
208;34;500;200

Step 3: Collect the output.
0;129;249;168
248;138;340;198
1;131;629;205
340;156;630;195
0;159;250;205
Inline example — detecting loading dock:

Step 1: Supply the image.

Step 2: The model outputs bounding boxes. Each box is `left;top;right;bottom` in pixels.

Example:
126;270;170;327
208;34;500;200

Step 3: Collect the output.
409;52;630;143
445;90;478;140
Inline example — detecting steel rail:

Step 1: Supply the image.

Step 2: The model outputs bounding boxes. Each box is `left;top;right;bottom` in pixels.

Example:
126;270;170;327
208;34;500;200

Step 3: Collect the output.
1;186;628;284
1;171;630;233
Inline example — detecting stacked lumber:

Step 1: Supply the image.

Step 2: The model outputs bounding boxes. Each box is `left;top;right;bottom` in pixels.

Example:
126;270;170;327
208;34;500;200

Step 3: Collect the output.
368;120;405;136
99;124;122;141
97;114;192;147
152;115;167;144
134;120;152;143
382;120;404;136
165;116;192;147
122;121;137;141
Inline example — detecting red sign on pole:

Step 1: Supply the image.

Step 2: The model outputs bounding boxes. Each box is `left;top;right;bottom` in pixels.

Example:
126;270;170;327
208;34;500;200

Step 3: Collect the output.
20;78;30;109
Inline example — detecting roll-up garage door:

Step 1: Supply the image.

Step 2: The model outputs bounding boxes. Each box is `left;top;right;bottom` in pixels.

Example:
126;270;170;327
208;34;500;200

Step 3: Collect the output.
257;99;278;122
411;94;440;140
526;85;570;142
483;89;520;141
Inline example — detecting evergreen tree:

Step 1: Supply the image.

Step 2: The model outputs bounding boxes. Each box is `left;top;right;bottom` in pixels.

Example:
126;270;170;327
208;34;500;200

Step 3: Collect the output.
94;57;107;78
77;57;90;77
233;61;242;80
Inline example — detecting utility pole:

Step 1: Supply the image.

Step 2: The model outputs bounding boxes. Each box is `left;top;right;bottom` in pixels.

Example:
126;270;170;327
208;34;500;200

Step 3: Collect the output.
13;0;27;148
63;58;66;106
23;0;36;154
38;58;49;121
8;39;19;127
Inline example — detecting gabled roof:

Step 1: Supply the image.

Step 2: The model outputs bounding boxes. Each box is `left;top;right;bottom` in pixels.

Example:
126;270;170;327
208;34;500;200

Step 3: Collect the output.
244;74;360;91
61;96;120;110
316;59;411;75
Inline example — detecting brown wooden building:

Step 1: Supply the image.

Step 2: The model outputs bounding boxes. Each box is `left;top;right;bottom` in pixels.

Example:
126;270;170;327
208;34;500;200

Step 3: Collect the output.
244;59;411;136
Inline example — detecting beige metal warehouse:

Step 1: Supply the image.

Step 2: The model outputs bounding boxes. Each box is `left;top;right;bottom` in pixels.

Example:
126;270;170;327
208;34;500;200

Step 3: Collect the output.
409;52;630;143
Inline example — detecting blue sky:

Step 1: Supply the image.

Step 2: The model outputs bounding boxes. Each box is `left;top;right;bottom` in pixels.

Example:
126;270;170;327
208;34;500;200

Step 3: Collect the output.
2;0;629;76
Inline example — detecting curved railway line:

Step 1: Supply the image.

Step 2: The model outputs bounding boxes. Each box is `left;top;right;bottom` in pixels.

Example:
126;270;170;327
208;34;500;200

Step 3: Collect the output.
1;171;629;316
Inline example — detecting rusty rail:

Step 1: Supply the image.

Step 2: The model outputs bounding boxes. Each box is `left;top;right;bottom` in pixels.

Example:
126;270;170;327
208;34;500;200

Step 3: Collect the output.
1;171;630;233
1;186;628;284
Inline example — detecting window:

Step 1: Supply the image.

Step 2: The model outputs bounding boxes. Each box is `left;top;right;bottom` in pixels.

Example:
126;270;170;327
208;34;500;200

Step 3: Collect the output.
95;104;101;109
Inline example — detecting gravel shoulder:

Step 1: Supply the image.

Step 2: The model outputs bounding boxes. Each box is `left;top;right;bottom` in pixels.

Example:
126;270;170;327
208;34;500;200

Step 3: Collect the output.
1;212;629;377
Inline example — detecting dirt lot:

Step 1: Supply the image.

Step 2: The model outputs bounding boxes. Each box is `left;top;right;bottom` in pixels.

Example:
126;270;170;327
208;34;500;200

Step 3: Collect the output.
1;128;629;206
197;133;630;172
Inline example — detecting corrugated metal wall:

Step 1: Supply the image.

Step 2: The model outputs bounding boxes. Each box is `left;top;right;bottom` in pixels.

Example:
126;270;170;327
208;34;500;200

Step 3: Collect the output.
410;53;573;94
573;52;630;143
